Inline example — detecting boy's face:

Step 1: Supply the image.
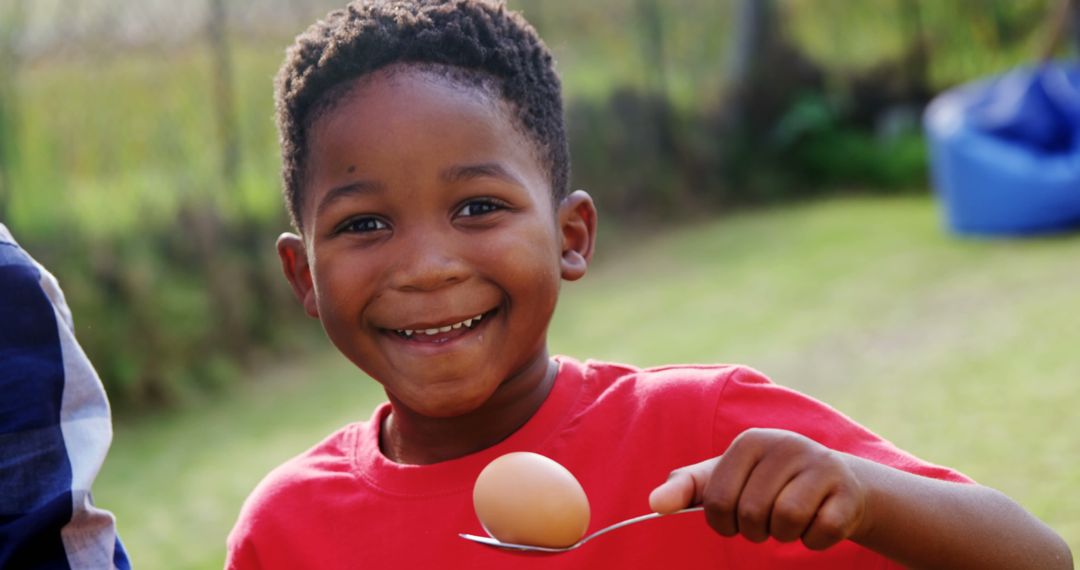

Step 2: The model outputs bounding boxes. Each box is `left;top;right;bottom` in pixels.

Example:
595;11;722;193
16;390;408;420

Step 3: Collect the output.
278;67;595;419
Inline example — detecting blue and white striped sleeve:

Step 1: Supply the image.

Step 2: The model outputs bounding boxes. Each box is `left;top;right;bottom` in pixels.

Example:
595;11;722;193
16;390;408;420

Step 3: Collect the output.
0;224;131;569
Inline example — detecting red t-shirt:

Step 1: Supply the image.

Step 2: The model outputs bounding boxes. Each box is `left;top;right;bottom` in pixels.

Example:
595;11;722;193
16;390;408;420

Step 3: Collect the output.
226;357;970;569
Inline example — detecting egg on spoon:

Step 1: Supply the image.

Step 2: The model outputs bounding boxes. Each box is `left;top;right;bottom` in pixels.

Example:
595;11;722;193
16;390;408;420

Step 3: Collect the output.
472;452;591;548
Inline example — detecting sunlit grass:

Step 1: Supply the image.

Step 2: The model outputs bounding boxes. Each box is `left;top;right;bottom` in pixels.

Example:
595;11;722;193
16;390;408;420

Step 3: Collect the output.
96;195;1080;568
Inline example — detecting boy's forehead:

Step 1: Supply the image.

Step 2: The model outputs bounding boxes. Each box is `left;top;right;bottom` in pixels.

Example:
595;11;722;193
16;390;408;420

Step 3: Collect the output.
302;65;551;197
299;65;554;226
310;66;517;160
318;65;502;126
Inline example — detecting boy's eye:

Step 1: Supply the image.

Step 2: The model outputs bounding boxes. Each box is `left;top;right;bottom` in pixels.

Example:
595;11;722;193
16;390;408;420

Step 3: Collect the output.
457;199;505;218
339;216;388;233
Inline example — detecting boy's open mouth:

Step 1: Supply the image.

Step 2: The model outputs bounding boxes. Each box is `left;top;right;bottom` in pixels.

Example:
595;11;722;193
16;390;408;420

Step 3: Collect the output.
387;308;498;344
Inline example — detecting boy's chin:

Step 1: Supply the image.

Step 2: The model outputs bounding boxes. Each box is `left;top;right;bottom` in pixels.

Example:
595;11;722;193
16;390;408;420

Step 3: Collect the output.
388;389;492;420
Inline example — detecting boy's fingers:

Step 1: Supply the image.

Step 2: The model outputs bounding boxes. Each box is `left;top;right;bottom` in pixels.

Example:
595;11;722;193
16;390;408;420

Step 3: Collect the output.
801;493;860;551
769;471;831;543
730;448;803;543
733;432;830;543
701;438;765;538
649;457;719;514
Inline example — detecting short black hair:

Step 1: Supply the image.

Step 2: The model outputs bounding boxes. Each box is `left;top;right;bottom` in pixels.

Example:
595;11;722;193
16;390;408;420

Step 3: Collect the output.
275;0;569;230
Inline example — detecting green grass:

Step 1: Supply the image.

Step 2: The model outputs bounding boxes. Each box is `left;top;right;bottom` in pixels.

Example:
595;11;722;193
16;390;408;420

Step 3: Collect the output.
95;194;1080;568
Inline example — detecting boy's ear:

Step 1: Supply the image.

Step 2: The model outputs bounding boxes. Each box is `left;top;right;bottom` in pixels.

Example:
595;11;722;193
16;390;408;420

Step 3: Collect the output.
277;232;320;318
557;190;597;282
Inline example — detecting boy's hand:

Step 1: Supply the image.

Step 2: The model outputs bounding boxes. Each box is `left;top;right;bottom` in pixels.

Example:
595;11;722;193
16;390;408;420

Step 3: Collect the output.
648;428;868;550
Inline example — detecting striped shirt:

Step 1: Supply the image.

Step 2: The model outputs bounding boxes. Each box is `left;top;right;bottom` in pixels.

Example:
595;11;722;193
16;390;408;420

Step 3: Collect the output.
0;224;130;569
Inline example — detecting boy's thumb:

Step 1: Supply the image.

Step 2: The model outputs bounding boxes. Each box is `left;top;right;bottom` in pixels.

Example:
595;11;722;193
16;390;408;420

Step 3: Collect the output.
648;457;718;515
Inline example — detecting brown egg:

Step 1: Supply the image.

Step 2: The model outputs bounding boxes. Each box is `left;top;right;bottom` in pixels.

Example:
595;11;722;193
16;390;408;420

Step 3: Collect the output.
472;452;591;548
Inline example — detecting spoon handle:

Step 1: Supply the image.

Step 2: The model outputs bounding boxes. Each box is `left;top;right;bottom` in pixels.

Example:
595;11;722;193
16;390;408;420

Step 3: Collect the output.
577;506;704;546
458;506;706;553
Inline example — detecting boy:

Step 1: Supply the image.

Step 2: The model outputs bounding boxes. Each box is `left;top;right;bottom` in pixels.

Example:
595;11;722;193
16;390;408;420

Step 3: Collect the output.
227;1;1072;568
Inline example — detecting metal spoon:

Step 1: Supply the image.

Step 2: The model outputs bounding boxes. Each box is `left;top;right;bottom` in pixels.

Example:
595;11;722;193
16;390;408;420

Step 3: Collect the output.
459;506;705;553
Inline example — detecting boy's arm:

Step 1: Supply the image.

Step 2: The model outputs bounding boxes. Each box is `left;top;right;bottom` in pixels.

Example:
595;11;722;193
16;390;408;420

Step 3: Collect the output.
845;451;1071;569
650;428;1072;570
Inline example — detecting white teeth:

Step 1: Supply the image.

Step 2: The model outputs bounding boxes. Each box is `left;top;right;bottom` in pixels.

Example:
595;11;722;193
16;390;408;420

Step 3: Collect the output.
397;312;488;337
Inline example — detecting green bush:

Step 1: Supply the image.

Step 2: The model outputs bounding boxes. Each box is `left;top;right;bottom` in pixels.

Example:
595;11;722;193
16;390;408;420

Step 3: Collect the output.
32;205;305;412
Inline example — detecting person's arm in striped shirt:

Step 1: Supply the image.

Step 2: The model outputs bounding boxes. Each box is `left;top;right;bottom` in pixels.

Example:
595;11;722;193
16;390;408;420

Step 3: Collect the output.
0;224;131;569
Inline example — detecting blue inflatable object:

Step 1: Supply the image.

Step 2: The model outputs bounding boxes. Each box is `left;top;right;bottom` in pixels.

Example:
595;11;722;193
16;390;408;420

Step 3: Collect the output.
924;62;1080;235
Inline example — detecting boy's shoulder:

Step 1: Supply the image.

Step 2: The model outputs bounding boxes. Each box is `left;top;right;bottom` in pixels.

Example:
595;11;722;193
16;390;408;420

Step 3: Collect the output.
567;356;773;404
231;421;366;524
562;357;779;439
571;357;971;483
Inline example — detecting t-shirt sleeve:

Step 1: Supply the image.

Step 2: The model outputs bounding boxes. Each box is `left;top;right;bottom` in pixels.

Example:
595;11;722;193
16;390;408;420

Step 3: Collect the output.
225;464;294;570
711;366;972;483
225;523;260;570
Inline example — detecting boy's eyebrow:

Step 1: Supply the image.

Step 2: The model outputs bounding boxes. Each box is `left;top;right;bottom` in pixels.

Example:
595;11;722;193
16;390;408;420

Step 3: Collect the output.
315;180;384;218
441;163;525;187
315;163;522;217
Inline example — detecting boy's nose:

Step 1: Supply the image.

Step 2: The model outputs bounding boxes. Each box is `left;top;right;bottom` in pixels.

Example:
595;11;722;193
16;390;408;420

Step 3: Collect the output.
388;233;469;292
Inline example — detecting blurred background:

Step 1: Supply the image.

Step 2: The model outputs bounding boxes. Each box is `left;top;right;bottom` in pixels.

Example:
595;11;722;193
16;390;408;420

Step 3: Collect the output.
1;0;1078;567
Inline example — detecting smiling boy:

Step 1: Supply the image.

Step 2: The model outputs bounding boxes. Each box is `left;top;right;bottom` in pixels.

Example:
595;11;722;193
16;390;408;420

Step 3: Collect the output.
225;2;1071;568
279;63;593;465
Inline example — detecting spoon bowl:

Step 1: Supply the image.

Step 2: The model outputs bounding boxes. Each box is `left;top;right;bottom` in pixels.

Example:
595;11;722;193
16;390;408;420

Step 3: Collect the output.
459;506;704;553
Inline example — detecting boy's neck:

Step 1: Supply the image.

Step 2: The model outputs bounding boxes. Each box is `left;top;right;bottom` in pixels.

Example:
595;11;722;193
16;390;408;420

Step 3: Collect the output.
379;356;558;465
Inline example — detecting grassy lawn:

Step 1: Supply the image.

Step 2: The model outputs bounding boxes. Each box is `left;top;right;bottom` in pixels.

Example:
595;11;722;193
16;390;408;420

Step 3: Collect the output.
95;194;1080;568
